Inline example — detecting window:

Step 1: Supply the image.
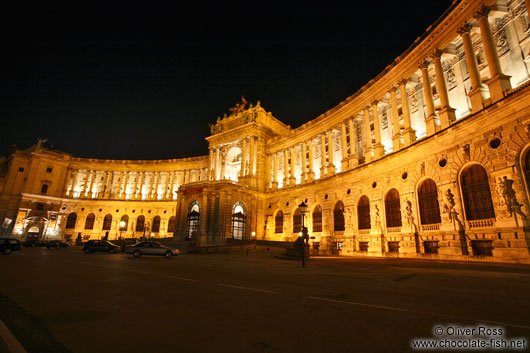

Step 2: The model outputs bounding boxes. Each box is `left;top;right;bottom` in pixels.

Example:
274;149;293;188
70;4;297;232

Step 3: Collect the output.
102;214;112;230
18;167;24;172
388;241;400;252
461;165;495;220
231;202;247;240
84;213;95;230
359;242;369;252
418;179;441;225
524;152;530;200
312;205;322;232
41;184;48;195
274;211;283;233
152;216;161;232
36;203;44;211
385;189;402;228
66;213;77;229
471;240;493;256
334;201;345;231
46;167;52;173
119;215;129;231
357;196;371;230
167;216;176;234
293;208;302;233
136;215;145;232
187;201;200;239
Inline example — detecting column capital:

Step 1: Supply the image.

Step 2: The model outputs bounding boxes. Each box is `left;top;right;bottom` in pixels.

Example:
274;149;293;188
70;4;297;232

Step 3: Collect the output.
457;22;472;35
430;49;444;60
473;5;490;20
371;99;379;107
387;85;397;94
397;78;408;86
418;60;430;70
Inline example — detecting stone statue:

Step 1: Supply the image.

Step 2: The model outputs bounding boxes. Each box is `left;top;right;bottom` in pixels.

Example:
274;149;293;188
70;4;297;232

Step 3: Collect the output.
209;123;215;135
442;188;462;229
500;176;527;220
36;137;48;149
404;200;417;233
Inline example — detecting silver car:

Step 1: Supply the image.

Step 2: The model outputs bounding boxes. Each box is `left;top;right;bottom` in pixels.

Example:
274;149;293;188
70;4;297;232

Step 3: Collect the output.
126;241;179;258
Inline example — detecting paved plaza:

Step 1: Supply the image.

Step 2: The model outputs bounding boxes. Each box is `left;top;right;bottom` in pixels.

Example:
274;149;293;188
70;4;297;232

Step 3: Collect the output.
1;246;529;353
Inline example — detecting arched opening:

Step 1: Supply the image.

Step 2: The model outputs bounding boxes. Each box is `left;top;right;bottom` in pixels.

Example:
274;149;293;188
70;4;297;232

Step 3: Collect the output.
385;189;402;228
312;205;322;232
102;214;112;230
334;201;345;231
167;216;176;234
524;151;530;199
136;215;145;232
66;213;77;229
274;211;283;234
461;164;495;220
418;179;442;225
187;201;200;239
357;196;371;230
225;147;242;182
84;213;95;230
231;202;247;239
293;208;302;233
152;216;161;233
119;215;129;231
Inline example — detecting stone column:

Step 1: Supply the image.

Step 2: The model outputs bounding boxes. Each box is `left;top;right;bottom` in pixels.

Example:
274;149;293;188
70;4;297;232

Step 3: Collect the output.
104;171;112;198
283;149;289;186
341;121;349;171
457;23;488;113
301;141;307;183
389;87;402;152
418;61;437;136
320;133;327;176
121;171;129;199
348;118;359;167
327;130;336;175
371;101;385;158
86;170;94;198
137;172;144;200
363;107;372;163
272;152;278;189
208;149;214;180
215;148;220;180
241;137;247;176
148;172;155;200
308;138;315;180
398;79;417;145
474;5;511;103
248;136;255;176
81;171;89;198
432;50;457;130
289;146;296;184
198;193;208;245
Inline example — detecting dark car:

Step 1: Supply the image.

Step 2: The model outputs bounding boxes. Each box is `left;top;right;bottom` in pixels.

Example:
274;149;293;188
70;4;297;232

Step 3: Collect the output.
0;238;22;255
46;240;69;249
82;240;120;254
22;238;47;247
126;241;179;258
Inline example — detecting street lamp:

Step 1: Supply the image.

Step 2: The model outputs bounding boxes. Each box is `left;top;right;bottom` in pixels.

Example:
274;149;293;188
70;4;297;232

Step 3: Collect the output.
298;201;309;267
119;221;126;240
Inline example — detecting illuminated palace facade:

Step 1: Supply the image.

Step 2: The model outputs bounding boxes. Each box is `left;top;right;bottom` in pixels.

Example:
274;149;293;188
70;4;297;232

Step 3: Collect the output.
3;0;530;263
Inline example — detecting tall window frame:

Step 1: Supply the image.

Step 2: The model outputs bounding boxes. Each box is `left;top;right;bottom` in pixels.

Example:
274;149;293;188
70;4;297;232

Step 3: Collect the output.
274;211;283;234
357;196;371;230
418;179;442;225
187;201;200;239
312;205;322;232
231;202;247;240
152;216;161;233
65;213;77;229
102;214;112;231
334;201;345;232
385;189;402;228
461;164;495;220
84;213;95;230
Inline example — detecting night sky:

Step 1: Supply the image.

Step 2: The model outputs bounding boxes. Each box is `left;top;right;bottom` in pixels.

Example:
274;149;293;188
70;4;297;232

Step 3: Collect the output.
3;1;453;160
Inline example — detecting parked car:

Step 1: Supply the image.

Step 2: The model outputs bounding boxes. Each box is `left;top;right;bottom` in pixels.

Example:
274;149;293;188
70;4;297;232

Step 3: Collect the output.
46;240;69;249
0;238;22;255
22;238;47;247
82;240;120;254
126;241;179;258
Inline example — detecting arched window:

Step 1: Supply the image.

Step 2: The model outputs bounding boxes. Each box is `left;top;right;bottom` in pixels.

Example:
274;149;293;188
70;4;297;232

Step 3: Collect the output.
84;213;95;230
461;164;495;220
293;208;302;233
525;152;530;195
136;215;145;232
152;216;161;233
65;212;77;229
167;216;176;234
312;205;322;232
385;189;402;228
102;214;112;230
334;201;345;231
187;201;200;239
357;196;371;230
119;215;129;231
418;179;441;225
231;202;247;240
274;211;283;234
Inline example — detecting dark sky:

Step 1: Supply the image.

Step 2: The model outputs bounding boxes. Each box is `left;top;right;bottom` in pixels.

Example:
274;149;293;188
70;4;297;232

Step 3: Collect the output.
3;1;453;160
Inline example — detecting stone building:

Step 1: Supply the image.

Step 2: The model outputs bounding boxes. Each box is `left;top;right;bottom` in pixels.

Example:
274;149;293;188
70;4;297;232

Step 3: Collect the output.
2;0;530;263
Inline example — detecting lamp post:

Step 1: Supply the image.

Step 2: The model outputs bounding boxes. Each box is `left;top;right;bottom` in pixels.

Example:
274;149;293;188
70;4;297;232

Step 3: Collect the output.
119;221;125;240
298;201;309;267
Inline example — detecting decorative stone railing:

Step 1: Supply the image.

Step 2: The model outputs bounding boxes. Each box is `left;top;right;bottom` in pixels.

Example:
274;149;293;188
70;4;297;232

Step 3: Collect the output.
387;227;402;233
421;223;441;231
358;229;371;235
467;218;495;229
